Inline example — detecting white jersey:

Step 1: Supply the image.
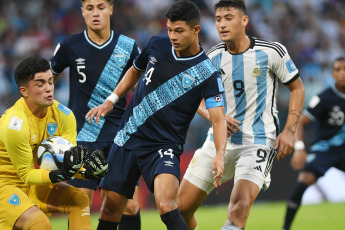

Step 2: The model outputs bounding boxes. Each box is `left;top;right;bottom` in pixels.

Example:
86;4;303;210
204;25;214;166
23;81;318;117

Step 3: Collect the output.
206;37;299;147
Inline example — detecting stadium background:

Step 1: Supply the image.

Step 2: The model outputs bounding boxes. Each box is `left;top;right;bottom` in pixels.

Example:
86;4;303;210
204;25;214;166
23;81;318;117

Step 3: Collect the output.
0;0;344;211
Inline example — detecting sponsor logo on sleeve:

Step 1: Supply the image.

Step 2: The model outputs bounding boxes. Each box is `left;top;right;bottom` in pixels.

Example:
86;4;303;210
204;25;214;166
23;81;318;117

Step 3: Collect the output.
217;77;224;92
57;103;71;116
286;59;297;73
8;116;23;131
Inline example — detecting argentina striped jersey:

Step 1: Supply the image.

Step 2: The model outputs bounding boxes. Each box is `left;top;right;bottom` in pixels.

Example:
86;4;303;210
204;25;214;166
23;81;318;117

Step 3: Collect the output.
206;37;299;146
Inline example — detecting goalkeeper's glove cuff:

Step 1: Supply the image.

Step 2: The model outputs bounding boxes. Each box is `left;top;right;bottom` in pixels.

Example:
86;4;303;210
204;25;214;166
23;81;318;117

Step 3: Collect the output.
49;170;71;183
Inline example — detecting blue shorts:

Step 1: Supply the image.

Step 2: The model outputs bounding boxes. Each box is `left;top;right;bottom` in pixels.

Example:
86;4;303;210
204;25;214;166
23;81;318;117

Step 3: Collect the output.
303;149;345;178
67;141;113;190
100;144;182;199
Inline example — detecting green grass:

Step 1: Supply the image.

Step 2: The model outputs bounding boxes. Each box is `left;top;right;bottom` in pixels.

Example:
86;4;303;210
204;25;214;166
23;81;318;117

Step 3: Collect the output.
50;201;345;229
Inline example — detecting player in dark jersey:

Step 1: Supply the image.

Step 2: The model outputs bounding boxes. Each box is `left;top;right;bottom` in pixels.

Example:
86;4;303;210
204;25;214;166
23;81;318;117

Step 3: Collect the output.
282;57;345;230
86;0;227;229
50;0;141;229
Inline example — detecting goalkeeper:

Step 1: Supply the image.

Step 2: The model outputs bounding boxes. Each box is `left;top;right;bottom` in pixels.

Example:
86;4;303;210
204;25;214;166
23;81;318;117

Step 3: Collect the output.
0;57;108;230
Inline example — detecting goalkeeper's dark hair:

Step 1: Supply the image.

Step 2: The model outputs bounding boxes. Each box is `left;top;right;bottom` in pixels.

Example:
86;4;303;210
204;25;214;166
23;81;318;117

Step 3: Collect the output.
80;0;113;5
14;57;50;89
165;0;200;28
214;0;247;15
334;57;345;64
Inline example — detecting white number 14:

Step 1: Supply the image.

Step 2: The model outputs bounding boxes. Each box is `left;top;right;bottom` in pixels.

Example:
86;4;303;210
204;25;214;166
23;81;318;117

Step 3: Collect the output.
143;67;154;85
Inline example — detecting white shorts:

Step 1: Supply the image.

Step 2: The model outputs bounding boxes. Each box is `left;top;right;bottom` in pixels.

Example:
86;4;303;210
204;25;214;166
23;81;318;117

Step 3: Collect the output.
184;140;276;194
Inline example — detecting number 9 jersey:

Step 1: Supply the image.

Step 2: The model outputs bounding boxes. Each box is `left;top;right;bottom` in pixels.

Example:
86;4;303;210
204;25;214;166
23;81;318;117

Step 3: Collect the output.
207;36;299;147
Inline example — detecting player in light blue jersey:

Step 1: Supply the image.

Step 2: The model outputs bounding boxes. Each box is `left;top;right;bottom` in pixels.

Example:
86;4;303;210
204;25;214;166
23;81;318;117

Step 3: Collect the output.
50;0;141;229
86;1;227;229
282;57;345;230
178;1;305;229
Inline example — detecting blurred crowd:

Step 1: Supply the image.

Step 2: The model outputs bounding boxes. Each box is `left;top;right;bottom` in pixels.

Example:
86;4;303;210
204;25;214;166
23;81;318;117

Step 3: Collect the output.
0;0;344;149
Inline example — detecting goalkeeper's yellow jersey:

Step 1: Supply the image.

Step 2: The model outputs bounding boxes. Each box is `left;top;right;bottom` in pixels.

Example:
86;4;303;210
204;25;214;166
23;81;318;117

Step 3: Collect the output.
0;98;77;188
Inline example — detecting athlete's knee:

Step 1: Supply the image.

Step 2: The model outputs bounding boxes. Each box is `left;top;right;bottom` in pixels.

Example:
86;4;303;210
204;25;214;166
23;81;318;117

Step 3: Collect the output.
158;199;178;214
229;199;251;219
70;189;90;209
297;172;316;185
123;199;140;215
23;211;51;230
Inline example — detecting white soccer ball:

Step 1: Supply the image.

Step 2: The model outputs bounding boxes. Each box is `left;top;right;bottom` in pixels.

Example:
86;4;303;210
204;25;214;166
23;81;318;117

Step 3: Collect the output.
36;136;74;170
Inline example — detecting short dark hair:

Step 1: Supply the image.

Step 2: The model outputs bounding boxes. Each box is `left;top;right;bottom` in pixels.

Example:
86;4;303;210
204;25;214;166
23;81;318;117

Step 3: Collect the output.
333;57;345;69
214;0;247;15
165;0;200;28
14;57;50;89
80;0;113;5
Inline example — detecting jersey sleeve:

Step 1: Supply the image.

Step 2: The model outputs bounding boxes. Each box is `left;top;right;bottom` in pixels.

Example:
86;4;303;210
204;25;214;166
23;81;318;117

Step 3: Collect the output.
56;102;77;146
50;39;69;75
130;42;141;64
202;73;224;101
270;42;299;85
133;38;152;71
304;94;323;121
2;116;51;185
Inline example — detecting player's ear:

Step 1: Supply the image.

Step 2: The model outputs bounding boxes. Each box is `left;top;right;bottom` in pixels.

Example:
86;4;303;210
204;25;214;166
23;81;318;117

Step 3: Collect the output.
110;5;113;15
19;86;28;98
242;15;249;27
194;25;201;35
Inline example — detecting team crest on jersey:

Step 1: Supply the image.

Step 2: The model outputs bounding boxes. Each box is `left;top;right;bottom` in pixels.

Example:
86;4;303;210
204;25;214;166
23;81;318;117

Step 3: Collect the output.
251;65;262;77
47;123;57;136
182;74;195;88
115;54;126;67
8;193;20;206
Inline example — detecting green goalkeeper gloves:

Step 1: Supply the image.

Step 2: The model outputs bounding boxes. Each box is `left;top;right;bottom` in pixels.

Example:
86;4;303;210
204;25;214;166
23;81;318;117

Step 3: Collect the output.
78;150;108;180
49;145;88;183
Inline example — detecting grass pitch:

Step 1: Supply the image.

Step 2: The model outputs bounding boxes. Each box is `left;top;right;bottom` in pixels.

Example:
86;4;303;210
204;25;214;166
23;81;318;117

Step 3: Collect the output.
50;201;345;229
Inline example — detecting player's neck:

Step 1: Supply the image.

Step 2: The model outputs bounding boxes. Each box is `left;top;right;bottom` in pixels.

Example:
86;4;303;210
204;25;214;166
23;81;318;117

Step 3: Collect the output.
226;35;250;54
335;83;345;94
87;28;111;46
176;41;201;58
24;99;48;119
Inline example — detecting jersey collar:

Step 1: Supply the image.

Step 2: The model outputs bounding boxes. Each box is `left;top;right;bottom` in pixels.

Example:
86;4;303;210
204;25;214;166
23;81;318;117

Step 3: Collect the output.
171;44;204;61
332;84;345;99
84;30;114;49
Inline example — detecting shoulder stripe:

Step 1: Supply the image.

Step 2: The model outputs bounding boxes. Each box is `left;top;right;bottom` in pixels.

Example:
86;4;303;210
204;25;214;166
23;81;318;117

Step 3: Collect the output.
255;40;286;58
255;42;284;58
255;39;286;54
207;43;226;55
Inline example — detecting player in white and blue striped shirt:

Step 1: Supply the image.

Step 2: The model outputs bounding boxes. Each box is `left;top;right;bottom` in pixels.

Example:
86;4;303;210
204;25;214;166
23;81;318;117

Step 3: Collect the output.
178;1;305;229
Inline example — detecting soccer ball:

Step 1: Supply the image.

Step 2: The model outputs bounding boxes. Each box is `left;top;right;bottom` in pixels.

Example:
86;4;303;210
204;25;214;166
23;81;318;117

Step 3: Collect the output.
36;136;74;170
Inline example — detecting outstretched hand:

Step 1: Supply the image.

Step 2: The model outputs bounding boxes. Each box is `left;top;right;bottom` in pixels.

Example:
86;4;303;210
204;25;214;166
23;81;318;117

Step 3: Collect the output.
85;100;114;124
